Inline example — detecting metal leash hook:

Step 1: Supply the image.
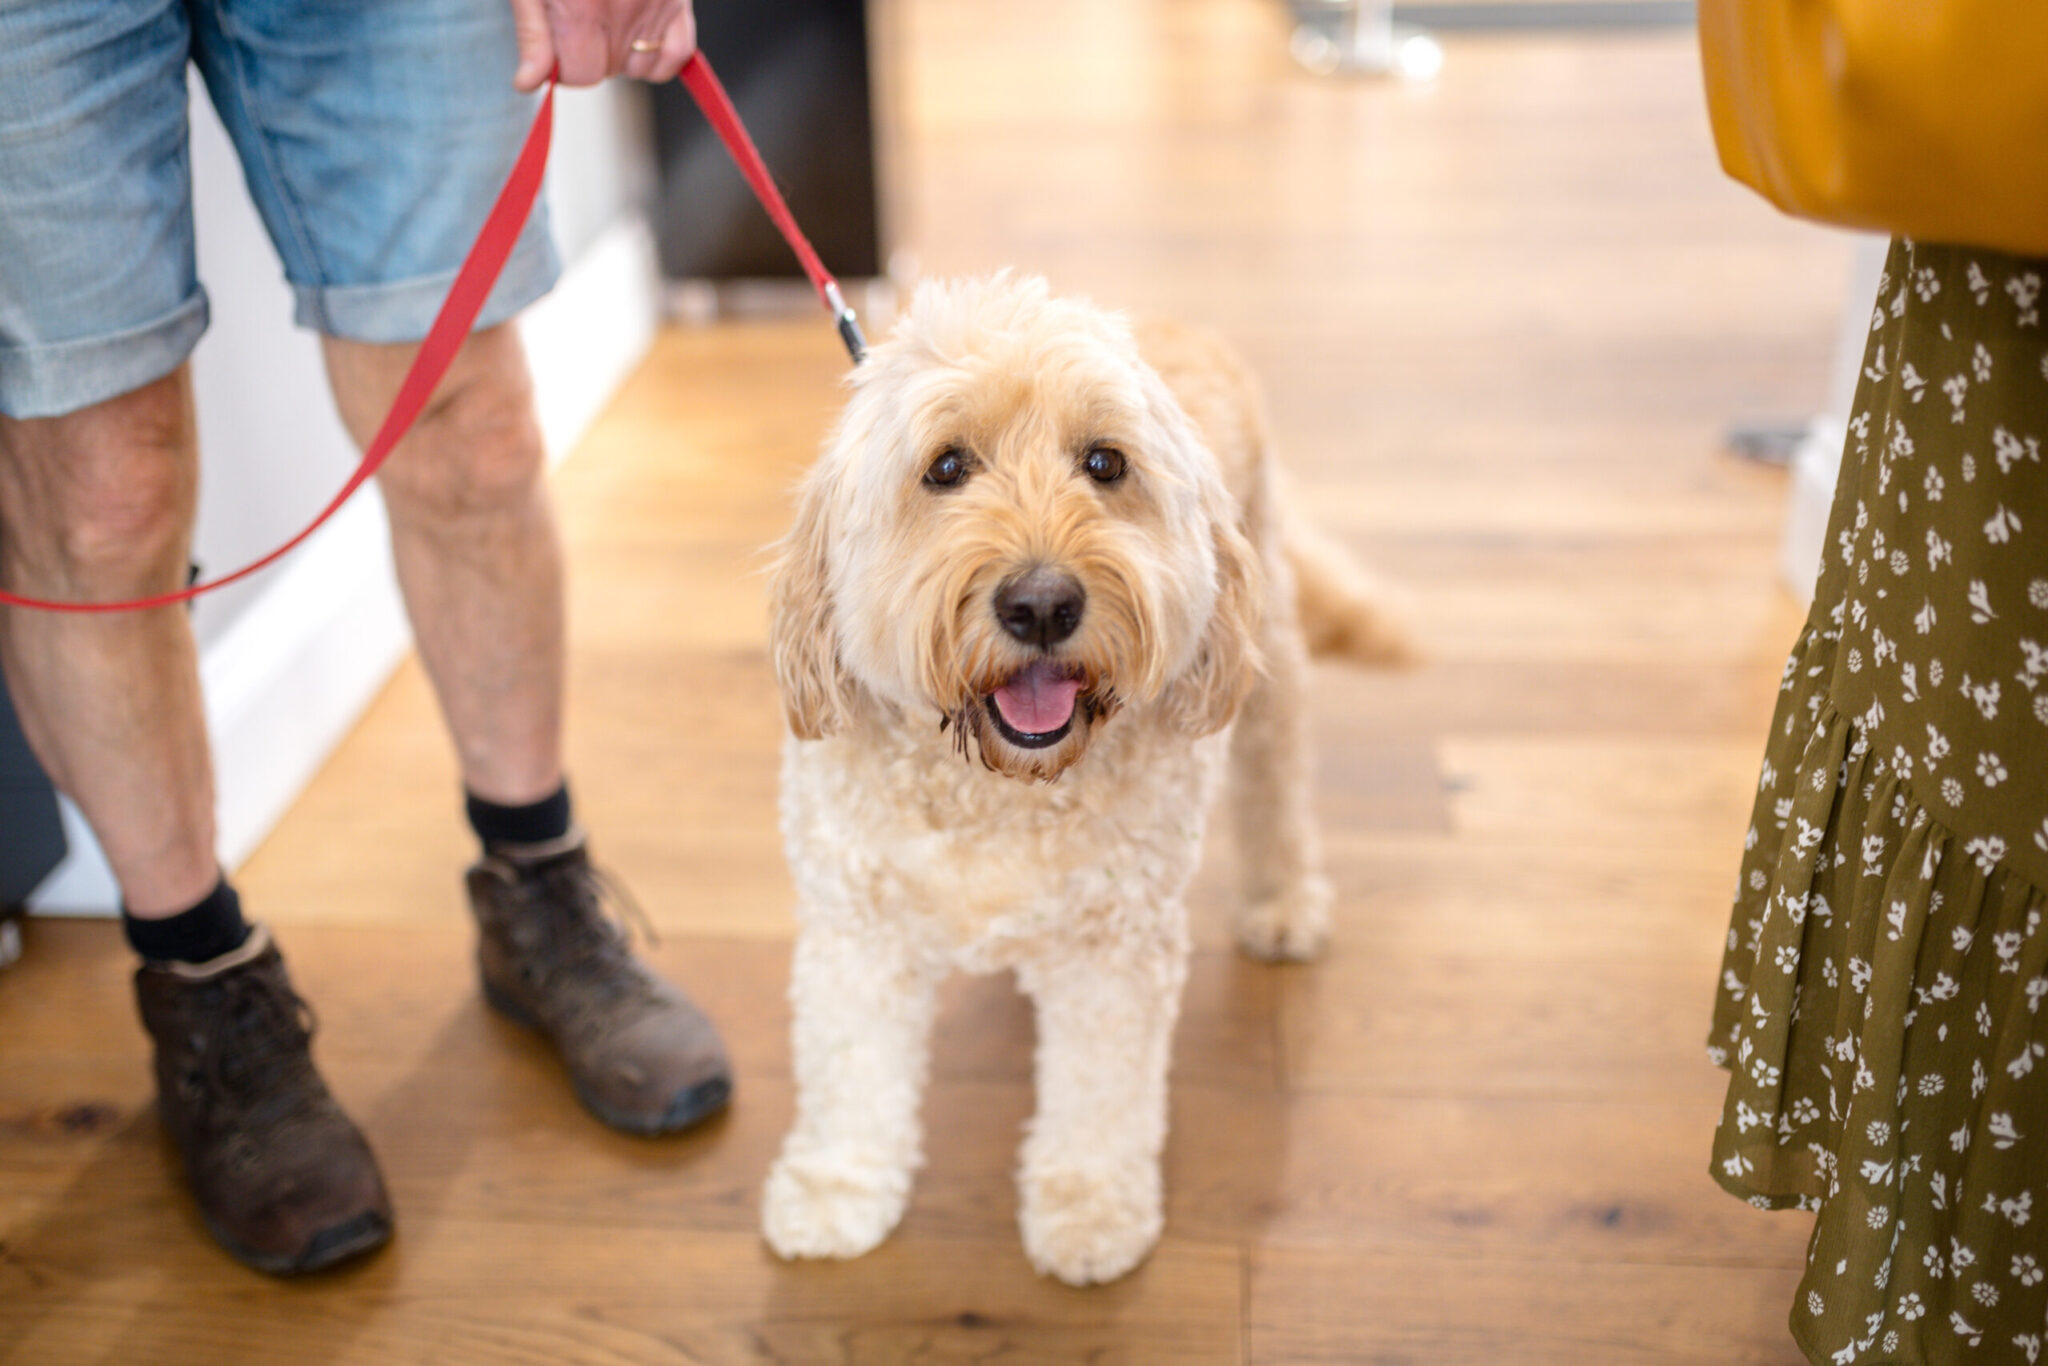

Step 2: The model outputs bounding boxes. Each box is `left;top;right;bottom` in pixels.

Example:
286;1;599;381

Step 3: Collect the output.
823;282;868;365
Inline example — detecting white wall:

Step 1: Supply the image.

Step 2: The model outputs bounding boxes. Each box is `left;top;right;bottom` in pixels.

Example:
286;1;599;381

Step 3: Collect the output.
30;76;662;914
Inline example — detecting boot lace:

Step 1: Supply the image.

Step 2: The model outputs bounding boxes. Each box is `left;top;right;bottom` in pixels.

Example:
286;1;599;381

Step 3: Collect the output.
185;966;324;1131
508;855;667;1027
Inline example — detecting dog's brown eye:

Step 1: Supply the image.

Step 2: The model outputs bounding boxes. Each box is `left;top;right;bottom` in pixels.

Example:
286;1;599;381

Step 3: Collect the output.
1083;446;1127;484
924;448;970;488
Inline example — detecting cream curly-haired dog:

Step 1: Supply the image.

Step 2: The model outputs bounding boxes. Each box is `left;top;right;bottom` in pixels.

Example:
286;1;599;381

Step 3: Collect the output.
762;274;1404;1285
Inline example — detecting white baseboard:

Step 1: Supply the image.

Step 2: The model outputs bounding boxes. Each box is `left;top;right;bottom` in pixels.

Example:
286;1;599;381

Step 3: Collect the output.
522;216;663;465
27;215;663;915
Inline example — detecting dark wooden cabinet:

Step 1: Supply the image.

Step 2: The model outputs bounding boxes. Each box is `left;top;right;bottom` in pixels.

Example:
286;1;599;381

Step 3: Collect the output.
648;0;882;283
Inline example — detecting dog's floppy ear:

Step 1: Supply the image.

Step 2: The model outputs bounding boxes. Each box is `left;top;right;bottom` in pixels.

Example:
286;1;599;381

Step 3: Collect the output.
1160;509;1264;737
768;470;854;739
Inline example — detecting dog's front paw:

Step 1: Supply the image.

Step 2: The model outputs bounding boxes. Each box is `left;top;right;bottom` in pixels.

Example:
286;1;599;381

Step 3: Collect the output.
762;1149;911;1261
1018;1162;1162;1286
1235;876;1332;962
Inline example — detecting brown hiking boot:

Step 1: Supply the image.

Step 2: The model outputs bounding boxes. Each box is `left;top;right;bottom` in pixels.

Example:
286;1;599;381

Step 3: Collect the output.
465;834;732;1135
134;926;392;1275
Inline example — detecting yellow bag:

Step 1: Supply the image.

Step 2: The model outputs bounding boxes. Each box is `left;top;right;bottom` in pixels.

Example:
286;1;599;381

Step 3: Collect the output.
1699;0;2048;256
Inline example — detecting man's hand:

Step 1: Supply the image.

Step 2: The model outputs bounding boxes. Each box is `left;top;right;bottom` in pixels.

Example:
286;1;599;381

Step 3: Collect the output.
509;0;697;91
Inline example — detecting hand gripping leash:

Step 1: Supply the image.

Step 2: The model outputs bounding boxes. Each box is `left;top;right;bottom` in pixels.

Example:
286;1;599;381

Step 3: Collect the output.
0;52;862;615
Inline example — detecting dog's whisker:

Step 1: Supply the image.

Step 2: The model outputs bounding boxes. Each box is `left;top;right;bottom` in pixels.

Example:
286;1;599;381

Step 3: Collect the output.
946;703;977;763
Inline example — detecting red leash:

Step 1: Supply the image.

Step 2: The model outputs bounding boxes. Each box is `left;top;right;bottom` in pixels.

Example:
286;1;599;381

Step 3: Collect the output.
678;57;868;365
4;53;861;615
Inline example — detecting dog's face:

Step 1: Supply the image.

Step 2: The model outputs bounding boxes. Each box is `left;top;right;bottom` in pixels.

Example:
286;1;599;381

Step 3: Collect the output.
770;275;1260;781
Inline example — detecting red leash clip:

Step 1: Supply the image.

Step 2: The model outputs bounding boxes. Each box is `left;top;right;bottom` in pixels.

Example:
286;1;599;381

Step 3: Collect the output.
0;51;860;615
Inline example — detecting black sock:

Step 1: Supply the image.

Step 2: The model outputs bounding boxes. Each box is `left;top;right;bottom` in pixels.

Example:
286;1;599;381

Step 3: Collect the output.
465;781;573;850
123;878;251;965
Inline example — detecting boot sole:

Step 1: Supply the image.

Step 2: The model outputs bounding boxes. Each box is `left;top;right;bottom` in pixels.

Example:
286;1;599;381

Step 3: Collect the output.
210;1206;392;1278
481;978;733;1136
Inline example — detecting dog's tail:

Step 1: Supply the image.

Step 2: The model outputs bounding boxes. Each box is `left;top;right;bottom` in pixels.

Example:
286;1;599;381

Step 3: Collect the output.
1283;514;1416;667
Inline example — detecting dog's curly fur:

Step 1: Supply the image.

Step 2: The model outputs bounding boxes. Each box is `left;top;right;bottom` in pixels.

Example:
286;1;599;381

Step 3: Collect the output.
761;274;1407;1285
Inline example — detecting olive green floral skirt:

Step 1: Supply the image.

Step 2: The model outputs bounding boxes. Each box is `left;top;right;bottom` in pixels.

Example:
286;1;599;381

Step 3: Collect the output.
1710;239;2048;1366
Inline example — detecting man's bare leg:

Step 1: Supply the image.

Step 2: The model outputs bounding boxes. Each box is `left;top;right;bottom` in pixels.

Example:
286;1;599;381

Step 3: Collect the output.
0;367;217;916
0;366;392;1274
321;324;564;807
324;324;731;1135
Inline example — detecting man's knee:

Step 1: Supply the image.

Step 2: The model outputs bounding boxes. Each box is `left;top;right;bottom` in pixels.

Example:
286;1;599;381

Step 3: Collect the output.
0;372;197;591
338;329;548;524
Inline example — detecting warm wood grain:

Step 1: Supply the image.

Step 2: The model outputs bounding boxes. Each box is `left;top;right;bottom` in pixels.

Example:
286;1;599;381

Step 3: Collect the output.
1247;1246;1811;1365
3;1222;1244;1366
0;0;1854;1360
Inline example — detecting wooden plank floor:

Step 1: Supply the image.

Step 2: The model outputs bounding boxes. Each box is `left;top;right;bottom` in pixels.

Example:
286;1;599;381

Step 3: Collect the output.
1;1;1853;1361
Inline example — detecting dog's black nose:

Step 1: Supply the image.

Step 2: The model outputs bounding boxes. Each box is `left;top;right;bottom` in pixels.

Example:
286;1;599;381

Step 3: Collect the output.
994;568;1085;648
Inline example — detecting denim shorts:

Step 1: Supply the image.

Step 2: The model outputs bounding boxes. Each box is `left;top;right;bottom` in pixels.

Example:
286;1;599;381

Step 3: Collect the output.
0;0;561;419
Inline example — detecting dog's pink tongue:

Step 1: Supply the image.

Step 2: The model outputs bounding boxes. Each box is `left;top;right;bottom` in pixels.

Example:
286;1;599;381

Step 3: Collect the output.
992;661;1082;735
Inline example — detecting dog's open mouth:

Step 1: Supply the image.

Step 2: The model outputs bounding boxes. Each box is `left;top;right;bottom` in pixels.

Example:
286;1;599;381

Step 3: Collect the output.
985;660;1084;749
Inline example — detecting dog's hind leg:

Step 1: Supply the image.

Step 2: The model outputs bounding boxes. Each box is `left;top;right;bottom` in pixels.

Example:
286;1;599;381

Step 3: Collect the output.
1229;546;1334;962
763;919;946;1261
1014;929;1188;1285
